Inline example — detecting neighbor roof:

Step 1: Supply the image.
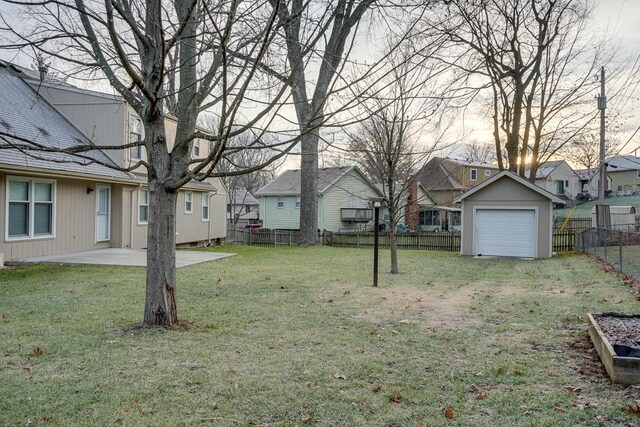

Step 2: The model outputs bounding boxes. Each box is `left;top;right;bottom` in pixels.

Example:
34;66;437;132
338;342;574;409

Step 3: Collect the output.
0;67;131;180
453;170;563;203
227;189;258;205
606;155;640;172
575;168;598;180
256;166;382;197
417;157;465;191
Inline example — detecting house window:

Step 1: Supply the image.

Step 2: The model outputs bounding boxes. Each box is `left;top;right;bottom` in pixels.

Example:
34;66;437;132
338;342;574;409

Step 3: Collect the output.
7;178;55;239
485;170;491;177
450;211;461;226
227;204;231;213
419;210;439;226
202;193;209;221
185;191;193;214
556;180;565;195
138;188;149;224
129;114;144;160
637;170;640;178
245;205;251;213
470;169;478;181
295;196;301;209
193;140;201;157
277;197;284;208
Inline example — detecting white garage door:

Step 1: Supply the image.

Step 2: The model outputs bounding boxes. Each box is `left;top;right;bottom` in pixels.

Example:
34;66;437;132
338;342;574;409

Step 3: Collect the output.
475;209;536;258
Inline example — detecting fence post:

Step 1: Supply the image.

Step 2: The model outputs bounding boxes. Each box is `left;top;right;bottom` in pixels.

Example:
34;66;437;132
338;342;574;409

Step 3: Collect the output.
619;230;623;273
288;230;292;246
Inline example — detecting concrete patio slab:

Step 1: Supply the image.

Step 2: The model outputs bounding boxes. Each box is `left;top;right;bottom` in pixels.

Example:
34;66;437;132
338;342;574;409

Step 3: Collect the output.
8;248;235;268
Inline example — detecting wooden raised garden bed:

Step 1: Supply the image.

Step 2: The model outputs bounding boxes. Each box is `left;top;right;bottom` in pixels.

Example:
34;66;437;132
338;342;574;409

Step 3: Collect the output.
588;313;640;384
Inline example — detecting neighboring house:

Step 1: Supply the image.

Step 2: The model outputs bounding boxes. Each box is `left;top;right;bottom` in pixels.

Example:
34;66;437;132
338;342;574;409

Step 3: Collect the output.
454;170;562;259
376;181;437;232
255;166;383;232
575;168;600;200
606;155;640;196
227;189;259;227
530;160;580;202
416;157;499;206
0;62;226;264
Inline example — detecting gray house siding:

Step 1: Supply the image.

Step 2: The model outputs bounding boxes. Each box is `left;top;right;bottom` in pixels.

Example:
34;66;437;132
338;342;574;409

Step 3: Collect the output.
30;84;127;167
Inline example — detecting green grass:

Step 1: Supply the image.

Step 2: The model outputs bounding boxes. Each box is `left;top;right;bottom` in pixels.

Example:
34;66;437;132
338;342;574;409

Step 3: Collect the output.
555;195;640;218
2;246;640;426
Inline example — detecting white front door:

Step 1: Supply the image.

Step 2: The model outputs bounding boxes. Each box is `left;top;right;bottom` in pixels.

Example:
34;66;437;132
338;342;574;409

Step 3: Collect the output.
96;185;111;242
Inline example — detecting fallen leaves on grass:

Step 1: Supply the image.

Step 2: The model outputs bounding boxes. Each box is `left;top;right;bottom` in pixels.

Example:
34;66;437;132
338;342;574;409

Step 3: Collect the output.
553;402;567;412
626;404;640;417
444;406;454;419
372;385;382;393
563;385;582;394
333;373;346;380
389;394;402;404
300;411;313;423
31;347;43;357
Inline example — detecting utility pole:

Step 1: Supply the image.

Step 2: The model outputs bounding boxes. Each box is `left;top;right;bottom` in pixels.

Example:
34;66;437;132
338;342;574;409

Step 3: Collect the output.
597;66;609;227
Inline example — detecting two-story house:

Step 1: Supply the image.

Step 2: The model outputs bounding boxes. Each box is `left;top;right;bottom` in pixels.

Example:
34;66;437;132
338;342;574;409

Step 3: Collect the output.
416;157;499;206
256;166;384;232
0;61;226;265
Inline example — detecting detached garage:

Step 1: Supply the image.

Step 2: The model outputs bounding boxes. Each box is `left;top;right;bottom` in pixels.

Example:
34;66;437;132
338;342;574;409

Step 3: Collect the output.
454;171;562;259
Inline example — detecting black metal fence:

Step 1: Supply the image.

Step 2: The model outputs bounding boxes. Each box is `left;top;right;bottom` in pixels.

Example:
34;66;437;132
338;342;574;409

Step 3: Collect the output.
578;228;640;280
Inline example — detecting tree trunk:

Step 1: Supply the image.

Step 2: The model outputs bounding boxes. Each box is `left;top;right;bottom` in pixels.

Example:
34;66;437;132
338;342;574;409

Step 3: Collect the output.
144;183;178;326
390;229;399;274
298;131;319;245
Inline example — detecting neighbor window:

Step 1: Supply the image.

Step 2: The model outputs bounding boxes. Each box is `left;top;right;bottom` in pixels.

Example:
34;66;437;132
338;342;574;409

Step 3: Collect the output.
450;211;461;226
485;170;491;177
7;178;55;239
245;205;251;213
129;114;144;160
637;170;640;178
138;188;149;224
419;210;439;226
470;169;478;181
185;191;193;213
277;197;284;208
202;193;209;221
295;196;301;209
193;140;201;157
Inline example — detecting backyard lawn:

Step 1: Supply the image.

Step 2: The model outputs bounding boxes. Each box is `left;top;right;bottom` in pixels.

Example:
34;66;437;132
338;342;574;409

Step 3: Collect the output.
2;246;640;426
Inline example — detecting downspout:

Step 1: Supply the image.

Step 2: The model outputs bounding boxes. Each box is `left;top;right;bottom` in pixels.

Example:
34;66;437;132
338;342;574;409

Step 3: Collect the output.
207;189;218;246
130;183;141;248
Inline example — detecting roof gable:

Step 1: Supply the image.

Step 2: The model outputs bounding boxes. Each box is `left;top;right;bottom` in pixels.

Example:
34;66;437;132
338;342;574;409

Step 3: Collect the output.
256;166;383;197
0;67;130;180
454;170;562;203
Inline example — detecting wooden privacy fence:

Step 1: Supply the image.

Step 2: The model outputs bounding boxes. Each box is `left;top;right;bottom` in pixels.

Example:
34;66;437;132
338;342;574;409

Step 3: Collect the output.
554;216;640;231
228;228;576;252
326;231;460;251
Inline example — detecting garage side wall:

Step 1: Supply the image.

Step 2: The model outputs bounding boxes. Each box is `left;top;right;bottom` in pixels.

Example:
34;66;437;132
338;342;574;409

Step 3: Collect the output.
461;177;553;258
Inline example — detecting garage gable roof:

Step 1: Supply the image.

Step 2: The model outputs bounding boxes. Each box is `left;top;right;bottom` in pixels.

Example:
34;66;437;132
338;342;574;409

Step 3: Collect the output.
453;170;562;203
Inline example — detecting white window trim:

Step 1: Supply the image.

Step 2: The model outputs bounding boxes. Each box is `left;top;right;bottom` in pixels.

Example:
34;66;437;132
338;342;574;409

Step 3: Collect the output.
193;140;201;158
470;169;478;181
202;193;210;222
185;191;193;214
138;188;149;225
95;184;111;242
129;113;144;160
5;176;56;241
637;170;640;178
277;197;284;209
295;196;301;209
485;170;491;177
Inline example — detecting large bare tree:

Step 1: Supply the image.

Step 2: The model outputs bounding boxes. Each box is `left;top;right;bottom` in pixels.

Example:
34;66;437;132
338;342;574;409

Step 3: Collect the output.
430;0;606;180
0;0;344;326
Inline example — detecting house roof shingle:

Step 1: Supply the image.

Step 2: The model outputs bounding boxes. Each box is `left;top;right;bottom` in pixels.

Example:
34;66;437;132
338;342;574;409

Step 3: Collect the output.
0;67;131;180
607;155;640;172
256;166;371;196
